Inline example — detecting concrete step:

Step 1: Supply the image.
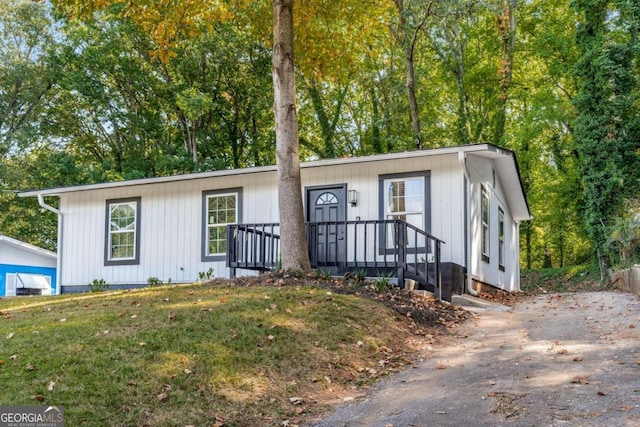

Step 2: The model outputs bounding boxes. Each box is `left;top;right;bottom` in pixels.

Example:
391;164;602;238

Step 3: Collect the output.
452;294;511;311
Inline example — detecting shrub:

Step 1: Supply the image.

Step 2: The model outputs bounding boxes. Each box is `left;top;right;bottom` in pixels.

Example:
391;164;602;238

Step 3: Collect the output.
88;279;108;293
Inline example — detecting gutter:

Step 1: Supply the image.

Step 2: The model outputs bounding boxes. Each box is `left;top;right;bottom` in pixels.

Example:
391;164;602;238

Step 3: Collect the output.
458;152;478;296
38;195;62;296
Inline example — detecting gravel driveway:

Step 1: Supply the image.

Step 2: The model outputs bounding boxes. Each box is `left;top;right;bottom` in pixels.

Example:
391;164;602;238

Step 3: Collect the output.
313;291;640;426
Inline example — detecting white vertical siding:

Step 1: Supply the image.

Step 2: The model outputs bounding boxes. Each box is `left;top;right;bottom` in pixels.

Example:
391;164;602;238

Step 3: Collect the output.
58;152;515;290
466;154;521;291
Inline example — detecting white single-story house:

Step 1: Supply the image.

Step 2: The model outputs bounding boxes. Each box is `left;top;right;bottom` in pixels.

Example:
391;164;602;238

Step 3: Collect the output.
19;143;531;298
0;235;57;296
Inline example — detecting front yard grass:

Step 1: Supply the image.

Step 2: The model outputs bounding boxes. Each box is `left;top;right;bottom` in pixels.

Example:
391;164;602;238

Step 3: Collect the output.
0;281;423;426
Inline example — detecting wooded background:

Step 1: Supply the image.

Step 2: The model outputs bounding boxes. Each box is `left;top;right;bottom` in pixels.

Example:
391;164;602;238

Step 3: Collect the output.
1;0;638;274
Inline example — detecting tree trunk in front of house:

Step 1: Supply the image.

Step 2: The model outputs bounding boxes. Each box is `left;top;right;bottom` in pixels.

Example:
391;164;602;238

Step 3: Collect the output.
272;0;311;272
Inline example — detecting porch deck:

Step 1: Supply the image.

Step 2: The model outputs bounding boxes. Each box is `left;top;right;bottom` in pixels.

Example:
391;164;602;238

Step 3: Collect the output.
227;219;445;299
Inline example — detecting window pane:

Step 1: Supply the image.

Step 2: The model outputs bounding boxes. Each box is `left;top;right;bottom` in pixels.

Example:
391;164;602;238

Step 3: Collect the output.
110;204;136;231
108;201;137;261
205;193;237;256
208;225;227;255
111;231;134;259
386;178;423;215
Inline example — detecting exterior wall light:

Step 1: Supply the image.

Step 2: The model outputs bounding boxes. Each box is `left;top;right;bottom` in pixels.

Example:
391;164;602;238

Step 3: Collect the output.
348;189;358;206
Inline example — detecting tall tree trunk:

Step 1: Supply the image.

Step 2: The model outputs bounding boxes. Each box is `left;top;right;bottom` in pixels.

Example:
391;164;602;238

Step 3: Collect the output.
369;85;383;153
273;0;311;271
447;21;468;145
406;50;422;149
303;77;349;159
494;0;516;145
391;0;433;150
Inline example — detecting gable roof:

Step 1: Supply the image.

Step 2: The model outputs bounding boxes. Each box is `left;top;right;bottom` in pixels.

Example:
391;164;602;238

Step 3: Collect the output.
0;235;57;260
19;143;531;220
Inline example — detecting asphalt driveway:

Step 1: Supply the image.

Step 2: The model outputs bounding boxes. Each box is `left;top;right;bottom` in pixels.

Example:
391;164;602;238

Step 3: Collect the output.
313;291;640;426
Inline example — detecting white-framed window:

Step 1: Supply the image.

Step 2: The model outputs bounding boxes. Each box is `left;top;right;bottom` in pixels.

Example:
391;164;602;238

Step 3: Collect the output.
105;197;140;265
384;176;424;226
499;208;505;270
481;185;490;262
380;174;429;250
202;188;242;260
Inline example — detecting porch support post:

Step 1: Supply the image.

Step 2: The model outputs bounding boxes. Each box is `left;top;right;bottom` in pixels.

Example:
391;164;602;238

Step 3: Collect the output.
397;266;405;288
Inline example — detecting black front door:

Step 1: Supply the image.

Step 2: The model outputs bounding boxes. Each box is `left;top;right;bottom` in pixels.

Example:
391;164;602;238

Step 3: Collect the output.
306;185;347;268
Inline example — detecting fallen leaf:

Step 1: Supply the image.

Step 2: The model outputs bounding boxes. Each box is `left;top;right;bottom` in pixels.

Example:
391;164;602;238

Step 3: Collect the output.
31;394;45;402
131;314;137;319
162;384;172;391
9;355;18;360
127;381;137;386
267;335;275;341
597;390;608;396
629;324;636;329
6;332;14;339
571;376;589;384
168;311;176;321
60;318;66;322
557;349;568;355
47;381;55;391
26;364;35;371
573;356;584;362
184;369;192;375
436;363;448;370
289;397;303;405
157;393;168;402
139;342;146;347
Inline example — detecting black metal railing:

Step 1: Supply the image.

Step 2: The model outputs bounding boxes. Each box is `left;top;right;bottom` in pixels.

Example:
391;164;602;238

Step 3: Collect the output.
227;219;444;298
227;223;281;274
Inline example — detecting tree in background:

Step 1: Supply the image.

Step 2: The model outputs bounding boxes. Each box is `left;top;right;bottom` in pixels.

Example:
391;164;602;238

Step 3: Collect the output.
2;0;637;272
0;0;53;158
572;0;640;277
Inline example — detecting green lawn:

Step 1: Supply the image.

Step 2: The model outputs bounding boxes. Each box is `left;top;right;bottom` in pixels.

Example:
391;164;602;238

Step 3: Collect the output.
0;282;415;426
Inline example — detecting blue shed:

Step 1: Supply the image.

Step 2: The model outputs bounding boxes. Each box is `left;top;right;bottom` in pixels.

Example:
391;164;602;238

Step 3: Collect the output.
0;235;57;296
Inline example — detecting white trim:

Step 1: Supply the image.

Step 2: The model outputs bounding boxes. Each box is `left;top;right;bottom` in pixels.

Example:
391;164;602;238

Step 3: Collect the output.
205;192;238;257
107;201;138;261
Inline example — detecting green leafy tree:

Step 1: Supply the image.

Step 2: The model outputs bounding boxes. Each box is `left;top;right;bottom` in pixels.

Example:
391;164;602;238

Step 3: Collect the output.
572;0;640;276
0;0;53;157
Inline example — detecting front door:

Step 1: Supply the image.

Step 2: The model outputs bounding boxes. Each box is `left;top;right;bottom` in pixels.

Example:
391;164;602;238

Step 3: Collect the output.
306;185;347;268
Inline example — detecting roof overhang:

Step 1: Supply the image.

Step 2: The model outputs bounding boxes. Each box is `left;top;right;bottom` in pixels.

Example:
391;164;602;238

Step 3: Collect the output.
18;143;531;221
464;146;532;221
0;235;57;259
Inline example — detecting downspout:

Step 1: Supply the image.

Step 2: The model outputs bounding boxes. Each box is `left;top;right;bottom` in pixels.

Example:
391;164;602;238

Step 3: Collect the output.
38;194;62;296
458;152;478;296
515;220;521;292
